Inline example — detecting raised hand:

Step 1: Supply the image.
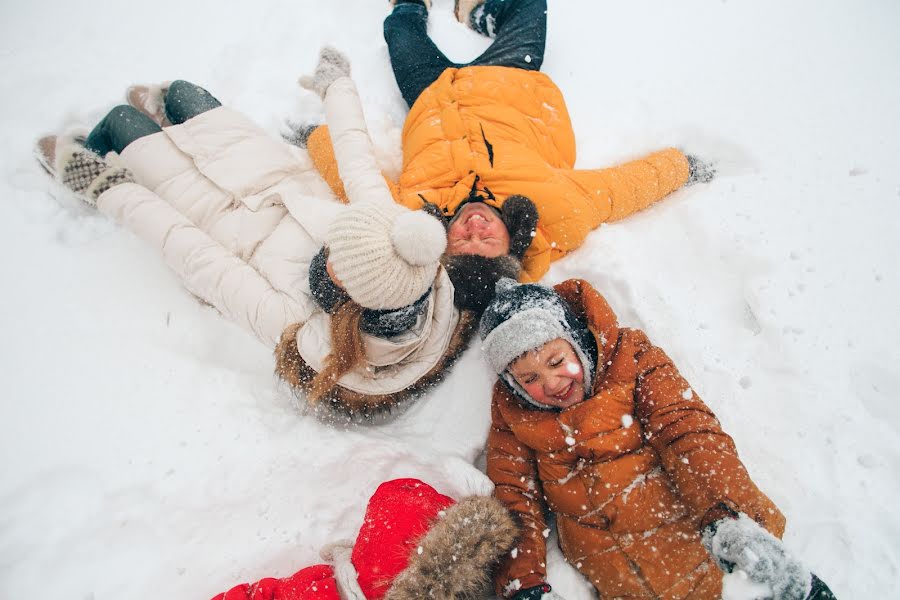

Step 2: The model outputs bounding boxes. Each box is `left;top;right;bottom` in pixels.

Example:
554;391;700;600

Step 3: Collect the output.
299;46;351;100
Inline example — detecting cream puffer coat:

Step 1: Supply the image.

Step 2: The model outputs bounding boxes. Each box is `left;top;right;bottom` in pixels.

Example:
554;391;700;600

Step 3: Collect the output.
96;77;468;408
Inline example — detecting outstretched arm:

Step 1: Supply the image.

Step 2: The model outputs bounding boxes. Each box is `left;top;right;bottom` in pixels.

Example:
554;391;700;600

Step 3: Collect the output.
631;330;785;536
300;47;399;207
567;147;692;222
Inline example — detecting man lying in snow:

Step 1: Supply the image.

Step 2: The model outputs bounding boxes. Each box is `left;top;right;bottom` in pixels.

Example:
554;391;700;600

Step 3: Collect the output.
294;0;715;314
477;278;837;600
210;478;517;600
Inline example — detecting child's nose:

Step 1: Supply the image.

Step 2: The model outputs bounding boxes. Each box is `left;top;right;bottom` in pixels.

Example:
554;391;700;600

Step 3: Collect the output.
545;375;566;395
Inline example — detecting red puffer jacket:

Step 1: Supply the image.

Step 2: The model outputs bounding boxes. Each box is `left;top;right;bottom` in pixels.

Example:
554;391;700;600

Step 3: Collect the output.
211;478;517;600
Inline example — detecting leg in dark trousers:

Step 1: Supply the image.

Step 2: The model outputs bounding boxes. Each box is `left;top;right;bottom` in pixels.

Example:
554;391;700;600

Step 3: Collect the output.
384;0;547;108
164;80;222;125
469;0;547;71
384;3;455;107
84;80;222;156
84;105;161;156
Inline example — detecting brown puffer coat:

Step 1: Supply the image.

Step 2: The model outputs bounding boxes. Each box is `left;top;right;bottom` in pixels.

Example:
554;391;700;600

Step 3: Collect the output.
486;279;785;599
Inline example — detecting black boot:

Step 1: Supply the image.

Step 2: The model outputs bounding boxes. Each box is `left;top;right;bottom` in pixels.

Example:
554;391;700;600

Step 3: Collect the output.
807;574;837;599
392;0;430;9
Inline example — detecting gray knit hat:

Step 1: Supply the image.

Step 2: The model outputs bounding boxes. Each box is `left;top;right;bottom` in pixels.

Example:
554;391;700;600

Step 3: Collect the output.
479;279;598;409
327;203;447;310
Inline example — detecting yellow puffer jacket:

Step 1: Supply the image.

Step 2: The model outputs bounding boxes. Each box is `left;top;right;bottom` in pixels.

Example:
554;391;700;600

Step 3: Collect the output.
309;66;690;282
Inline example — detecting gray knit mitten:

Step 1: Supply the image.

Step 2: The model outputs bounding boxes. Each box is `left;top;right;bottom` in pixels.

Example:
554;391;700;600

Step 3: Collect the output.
298;46;351;100
702;514;812;600
685;154;716;186
57;144;135;206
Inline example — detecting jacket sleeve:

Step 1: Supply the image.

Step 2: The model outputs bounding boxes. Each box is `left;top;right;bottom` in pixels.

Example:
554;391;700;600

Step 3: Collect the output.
631;331;786;537
309;77;401;206
212;564;339;600
307;125;349;202
486;389;548;597
97;183;313;347
566;147;690;222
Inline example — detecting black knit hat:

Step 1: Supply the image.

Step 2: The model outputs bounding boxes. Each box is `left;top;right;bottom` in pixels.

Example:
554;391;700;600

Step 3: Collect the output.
498;194;538;260
479;279;598;409
308;246;429;337
442;253;522;315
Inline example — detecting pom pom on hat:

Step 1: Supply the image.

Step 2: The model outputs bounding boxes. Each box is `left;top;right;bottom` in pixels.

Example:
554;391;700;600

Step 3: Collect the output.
327;203;446;310
391;210;447;266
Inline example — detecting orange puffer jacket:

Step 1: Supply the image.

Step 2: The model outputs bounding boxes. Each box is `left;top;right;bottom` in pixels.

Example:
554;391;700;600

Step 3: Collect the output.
308;67;689;282
486;279;785;599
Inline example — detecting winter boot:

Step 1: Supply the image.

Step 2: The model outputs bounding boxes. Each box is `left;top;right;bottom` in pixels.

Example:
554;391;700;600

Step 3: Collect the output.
54;139;135;207
126;82;172;127
391;0;431;9
35;134;59;176
455;0;485;28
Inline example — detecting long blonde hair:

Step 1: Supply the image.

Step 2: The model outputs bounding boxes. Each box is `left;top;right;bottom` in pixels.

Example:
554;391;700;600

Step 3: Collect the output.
308;299;367;402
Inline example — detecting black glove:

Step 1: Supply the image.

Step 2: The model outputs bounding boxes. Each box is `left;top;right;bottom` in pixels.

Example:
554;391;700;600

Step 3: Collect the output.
511;583;565;600
685;154;716;185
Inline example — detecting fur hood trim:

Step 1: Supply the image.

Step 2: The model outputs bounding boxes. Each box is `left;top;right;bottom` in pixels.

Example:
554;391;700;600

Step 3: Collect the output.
385;495;519;600
274;312;476;423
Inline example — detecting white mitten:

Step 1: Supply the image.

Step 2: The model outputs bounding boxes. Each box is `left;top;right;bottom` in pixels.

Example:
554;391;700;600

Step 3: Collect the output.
299;46;351;99
703;514;812;600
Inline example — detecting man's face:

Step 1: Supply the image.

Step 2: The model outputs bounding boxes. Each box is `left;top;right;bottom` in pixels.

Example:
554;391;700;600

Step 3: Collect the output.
446;203;511;258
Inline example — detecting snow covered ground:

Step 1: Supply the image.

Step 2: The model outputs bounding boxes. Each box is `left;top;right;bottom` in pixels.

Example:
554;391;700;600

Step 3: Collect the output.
1;0;898;598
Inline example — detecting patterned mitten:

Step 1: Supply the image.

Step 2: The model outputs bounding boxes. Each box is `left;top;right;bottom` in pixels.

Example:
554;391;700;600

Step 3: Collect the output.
703;514;812;600
299;46;351;100
685;154;717;186
57;144;135;206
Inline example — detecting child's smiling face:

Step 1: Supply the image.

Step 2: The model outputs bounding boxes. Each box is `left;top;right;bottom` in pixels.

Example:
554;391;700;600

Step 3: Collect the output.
508;338;586;409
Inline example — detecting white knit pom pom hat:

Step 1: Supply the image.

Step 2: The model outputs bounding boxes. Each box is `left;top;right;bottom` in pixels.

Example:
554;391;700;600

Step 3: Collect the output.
326;203;447;310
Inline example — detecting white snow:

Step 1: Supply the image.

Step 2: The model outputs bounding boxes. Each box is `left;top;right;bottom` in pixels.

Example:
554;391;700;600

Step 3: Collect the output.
2;1;899;599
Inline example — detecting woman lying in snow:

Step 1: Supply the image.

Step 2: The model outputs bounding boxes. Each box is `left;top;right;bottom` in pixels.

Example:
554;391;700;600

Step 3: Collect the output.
211;478;517;600
294;0;716;314
35;51;476;421
477;279;837;600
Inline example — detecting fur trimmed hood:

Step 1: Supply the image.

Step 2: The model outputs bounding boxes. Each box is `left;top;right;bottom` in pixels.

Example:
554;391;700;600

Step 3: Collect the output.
384;495;518;600
324;481;519;600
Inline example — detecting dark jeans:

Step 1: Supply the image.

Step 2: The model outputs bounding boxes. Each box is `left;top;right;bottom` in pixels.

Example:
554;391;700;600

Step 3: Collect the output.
84;80;222;156
384;0;547;107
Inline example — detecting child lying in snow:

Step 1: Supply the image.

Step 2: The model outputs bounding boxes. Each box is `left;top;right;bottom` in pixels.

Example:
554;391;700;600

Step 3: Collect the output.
210;478;516;600
477;278;837;600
